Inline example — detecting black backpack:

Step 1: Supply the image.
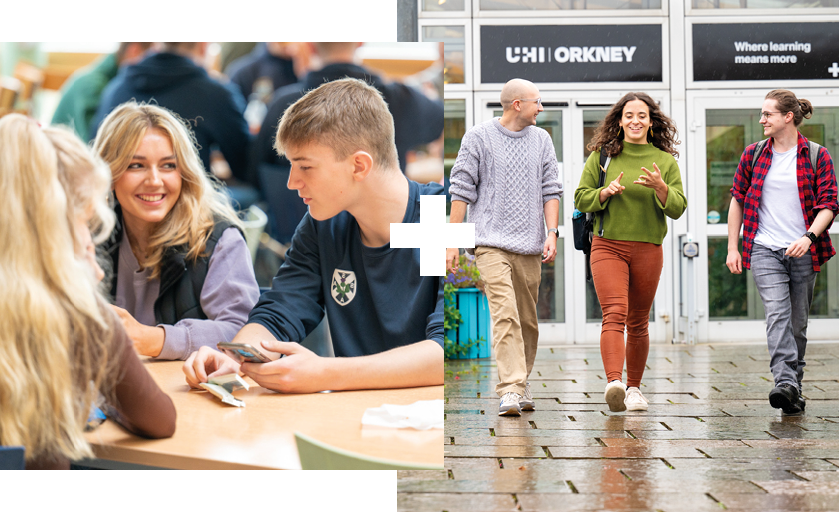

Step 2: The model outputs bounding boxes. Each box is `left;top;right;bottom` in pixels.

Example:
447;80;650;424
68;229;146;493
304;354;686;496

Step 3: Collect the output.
572;150;610;281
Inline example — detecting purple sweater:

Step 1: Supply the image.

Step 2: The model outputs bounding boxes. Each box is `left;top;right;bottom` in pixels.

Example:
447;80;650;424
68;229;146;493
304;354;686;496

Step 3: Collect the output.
114;227;259;360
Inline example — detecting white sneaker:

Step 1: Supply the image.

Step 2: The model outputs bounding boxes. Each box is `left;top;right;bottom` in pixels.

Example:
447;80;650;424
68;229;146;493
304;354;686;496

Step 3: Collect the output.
499;392;522;416
520;382;535;411
604;380;627;412
625;387;649;411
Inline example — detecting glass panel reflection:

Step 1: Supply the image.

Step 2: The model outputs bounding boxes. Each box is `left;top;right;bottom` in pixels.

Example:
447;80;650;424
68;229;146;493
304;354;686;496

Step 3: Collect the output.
538;238;565;323
709;235;839;320
422;26;465;84
423;0;466;11
445;99;466;183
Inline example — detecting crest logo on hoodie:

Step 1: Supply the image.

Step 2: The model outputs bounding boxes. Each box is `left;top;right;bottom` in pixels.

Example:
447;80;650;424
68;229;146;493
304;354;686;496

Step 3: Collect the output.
331;269;357;306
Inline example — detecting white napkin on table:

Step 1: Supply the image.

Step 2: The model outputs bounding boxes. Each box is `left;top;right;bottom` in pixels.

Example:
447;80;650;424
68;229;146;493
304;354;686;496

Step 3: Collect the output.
361;399;443;430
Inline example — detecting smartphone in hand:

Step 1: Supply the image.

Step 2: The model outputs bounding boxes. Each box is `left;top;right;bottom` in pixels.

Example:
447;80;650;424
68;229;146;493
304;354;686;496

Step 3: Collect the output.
217;342;272;364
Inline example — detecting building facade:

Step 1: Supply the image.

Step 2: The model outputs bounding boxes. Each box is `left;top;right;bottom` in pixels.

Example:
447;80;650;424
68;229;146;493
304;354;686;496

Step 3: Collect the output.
421;0;839;344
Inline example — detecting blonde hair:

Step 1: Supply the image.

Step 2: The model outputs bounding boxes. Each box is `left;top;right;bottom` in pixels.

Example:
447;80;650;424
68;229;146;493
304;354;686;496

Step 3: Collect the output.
274;77;399;171
0;114;121;463
93;102;242;279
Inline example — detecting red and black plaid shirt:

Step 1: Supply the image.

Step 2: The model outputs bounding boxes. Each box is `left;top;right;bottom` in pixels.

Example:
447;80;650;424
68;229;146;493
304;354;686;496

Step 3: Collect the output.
731;133;839;271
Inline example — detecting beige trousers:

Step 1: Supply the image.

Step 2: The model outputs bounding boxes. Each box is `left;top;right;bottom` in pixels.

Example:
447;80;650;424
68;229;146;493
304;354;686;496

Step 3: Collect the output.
474;246;542;397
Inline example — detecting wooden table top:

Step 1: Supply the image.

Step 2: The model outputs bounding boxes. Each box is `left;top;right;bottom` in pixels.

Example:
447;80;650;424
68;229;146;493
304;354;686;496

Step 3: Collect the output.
84;359;443;470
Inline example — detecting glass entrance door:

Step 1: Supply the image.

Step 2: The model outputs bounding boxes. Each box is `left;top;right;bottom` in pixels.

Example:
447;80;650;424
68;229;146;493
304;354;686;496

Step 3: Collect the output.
687;90;839;342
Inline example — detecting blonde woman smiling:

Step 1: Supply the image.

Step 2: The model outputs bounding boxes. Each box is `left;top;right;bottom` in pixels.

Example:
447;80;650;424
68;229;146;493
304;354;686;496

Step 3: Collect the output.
93;102;259;360
0;115;175;469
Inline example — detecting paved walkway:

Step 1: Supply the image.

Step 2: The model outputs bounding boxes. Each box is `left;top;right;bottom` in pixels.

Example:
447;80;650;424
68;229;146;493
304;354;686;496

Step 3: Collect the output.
399;342;839;511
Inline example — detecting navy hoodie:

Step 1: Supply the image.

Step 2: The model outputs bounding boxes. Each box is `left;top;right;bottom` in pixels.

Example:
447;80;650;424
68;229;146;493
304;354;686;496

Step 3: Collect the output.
92;52;251;184
256;62;443;175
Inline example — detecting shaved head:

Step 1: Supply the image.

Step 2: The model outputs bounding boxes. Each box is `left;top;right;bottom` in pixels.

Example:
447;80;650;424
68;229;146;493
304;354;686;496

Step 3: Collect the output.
500;79;539;111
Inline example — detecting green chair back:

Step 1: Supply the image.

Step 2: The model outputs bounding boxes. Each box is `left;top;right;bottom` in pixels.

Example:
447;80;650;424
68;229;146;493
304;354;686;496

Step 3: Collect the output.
294;432;443;470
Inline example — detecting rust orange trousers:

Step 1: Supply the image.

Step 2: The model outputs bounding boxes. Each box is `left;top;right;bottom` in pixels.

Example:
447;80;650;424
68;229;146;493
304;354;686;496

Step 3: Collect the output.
590;237;663;388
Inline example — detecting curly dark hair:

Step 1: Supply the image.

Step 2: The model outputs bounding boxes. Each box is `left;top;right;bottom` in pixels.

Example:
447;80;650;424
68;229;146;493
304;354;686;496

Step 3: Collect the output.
586;92;680;158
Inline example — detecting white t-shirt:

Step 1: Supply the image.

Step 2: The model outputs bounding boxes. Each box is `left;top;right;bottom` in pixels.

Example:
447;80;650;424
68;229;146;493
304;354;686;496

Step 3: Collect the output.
755;146;807;251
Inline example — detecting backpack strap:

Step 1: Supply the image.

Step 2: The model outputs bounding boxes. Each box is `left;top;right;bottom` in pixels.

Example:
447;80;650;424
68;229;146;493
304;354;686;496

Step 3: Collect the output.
596;150;611;237
750;138;769;173
808;140;821;173
751;138;821;173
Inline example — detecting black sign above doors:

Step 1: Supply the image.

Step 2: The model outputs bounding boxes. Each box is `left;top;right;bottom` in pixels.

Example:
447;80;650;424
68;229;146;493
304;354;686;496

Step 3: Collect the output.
693;23;839;82
480;24;664;84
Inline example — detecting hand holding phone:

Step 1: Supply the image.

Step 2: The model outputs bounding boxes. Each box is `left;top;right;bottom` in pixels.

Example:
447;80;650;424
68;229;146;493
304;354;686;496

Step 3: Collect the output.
217;342;272;364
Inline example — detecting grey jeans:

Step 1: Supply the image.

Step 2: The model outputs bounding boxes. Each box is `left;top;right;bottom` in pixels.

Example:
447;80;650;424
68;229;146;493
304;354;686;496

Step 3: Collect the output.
751;244;817;390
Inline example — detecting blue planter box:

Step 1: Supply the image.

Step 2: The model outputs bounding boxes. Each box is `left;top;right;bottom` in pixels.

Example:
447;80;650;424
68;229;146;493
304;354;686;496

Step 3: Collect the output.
445;287;491;359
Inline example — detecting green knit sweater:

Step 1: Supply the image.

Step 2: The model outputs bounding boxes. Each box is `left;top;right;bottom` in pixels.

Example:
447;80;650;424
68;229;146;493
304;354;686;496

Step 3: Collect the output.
574;142;686;245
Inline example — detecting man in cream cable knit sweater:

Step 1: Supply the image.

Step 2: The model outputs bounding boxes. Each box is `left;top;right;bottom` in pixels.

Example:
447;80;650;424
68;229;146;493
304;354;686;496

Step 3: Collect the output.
446;79;562;416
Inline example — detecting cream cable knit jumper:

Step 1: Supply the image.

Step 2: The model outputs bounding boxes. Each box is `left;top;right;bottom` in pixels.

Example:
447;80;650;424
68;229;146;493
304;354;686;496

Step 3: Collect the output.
450;118;563;255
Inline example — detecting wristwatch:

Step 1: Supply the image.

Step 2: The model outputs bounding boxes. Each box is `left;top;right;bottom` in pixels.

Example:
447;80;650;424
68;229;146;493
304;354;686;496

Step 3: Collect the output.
547;228;559;238
805;231;818;244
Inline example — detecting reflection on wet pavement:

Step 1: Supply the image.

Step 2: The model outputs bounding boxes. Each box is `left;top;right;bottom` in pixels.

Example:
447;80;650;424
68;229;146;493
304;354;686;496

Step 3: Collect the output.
398;343;839;511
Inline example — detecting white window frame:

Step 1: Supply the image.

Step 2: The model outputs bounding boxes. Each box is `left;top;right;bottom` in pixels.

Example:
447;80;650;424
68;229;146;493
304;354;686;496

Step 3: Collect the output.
419;18;473;92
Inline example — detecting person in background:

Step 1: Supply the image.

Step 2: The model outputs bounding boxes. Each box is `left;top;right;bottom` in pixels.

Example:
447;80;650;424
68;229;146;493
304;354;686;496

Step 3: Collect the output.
0;114;175;469
51;42;153;140
254;42;443;243
727;89;838;415
226;42;298;101
93;102;260;361
183;78;444;394
92;42;257;208
447;78;562;417
220;42;257;75
574;92;686;413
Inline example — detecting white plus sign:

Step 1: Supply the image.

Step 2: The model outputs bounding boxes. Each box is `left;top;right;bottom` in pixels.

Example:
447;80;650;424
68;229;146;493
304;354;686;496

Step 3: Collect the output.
390;195;475;276
829;62;839;78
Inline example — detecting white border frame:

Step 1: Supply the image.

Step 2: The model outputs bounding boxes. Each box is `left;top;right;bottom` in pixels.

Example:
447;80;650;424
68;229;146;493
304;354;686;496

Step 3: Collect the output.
685;16;839;90
419;18;473;92
687;88;839;342
472;17;671;92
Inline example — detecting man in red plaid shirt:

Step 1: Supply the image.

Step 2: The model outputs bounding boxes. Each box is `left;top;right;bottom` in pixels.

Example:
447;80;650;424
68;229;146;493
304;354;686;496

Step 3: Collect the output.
727;90;838;415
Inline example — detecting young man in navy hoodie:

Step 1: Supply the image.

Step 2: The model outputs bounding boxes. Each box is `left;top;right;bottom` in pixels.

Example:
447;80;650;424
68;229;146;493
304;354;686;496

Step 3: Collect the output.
91;43;253;196
183;78;444;393
255;42;443;243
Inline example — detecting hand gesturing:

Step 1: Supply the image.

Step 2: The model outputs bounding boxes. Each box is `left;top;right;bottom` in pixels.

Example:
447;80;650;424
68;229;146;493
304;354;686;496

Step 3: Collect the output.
604;171;625;198
634;163;666;192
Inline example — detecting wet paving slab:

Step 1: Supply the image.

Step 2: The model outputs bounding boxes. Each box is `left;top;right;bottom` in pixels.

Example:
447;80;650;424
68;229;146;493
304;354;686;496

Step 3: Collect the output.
401;342;839;511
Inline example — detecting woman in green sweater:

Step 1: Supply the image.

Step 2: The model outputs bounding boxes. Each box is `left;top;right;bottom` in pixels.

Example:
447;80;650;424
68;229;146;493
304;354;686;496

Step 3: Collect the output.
574;92;686;412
